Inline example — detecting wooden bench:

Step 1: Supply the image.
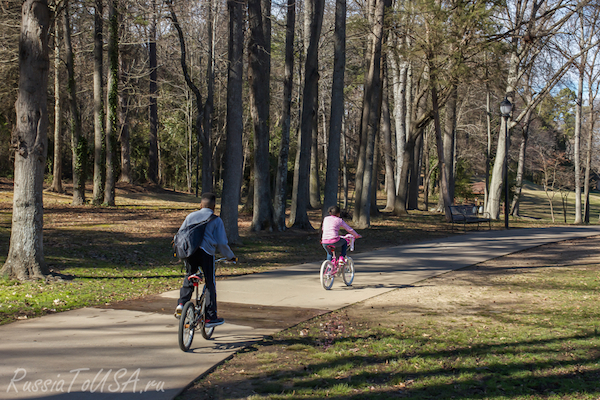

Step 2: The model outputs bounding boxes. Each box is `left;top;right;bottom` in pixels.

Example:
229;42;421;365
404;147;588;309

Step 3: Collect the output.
448;204;491;231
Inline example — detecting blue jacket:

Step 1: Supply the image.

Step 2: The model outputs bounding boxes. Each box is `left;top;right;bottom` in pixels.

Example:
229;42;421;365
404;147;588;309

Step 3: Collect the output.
178;208;235;259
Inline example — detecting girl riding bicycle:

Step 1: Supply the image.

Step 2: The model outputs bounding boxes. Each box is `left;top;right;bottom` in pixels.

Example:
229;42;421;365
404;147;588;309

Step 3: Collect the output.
321;206;361;263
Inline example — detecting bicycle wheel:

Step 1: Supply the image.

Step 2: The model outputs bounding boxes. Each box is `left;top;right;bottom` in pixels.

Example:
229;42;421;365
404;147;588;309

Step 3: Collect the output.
342;256;355;286
178;301;196;351
320;260;335;290
199;292;215;339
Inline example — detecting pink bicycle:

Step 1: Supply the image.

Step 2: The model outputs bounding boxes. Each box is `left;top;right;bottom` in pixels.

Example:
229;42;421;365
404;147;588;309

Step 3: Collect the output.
320;235;356;290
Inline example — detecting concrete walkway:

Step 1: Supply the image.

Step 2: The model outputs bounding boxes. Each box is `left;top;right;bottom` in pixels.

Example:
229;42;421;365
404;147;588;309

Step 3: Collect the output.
2;226;600;399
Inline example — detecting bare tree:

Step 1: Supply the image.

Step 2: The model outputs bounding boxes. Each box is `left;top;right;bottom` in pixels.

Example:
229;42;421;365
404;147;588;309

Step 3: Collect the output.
148;0;159;184
64;0;86;205
104;0;118;206
50;15;64;193
248;0;274;231
221;0;245;243
93;0;105;205
274;0;296;231
1;0;50;280
322;0;346;217
290;0;325;229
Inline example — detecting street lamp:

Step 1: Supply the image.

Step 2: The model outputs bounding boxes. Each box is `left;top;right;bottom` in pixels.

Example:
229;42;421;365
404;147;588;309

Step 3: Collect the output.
500;97;512;230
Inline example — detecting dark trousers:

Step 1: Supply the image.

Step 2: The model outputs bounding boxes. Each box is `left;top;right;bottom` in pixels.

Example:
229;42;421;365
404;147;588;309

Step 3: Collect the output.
178;249;217;320
322;238;348;261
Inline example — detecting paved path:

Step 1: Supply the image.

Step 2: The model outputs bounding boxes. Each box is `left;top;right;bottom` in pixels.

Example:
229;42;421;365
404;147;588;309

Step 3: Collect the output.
2;226;600;399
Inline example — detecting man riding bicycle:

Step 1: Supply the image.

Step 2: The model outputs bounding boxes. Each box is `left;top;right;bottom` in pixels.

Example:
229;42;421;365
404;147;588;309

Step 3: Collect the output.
174;193;236;327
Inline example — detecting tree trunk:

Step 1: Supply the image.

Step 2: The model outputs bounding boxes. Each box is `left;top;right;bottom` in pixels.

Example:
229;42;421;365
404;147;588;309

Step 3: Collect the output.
148;0;159;184
289;0;324;229
93;0;105;205
104;0;118;206
274;0;295;231
381;74;395;212
443;85;457;202
118;42;131;184
354;0;389;229
202;0;216;194
573;58;585;224
408;130;422;210
510;84;533;217
50;16;63;193
1;0;50;280
64;1;86;205
221;0;245;243
309;95;321;209
248;0;274;231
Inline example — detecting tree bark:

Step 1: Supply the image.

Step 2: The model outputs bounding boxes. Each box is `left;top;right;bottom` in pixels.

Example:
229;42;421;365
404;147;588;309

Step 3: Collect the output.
148;0;159;184
289;0;324;229
50;16;63;193
322;0;346;218
354;0;389;228
221;0;245;243
202;0;216;194
248;0;274;231
104;0;118;206
64;1;86;205
274;0;295;231
381;75;395;212
93;0;105;205
1;0;50;280
118;40;132;184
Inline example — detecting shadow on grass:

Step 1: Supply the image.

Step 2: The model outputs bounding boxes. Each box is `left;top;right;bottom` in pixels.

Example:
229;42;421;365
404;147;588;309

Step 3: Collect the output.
200;330;600;399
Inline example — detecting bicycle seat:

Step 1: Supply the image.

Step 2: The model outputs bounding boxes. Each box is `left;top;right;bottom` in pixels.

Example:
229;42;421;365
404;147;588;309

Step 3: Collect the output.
187;274;203;286
326;245;336;250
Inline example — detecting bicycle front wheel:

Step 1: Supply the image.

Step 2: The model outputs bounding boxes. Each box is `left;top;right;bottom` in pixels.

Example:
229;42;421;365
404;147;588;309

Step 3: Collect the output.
199;292;215;339
342;256;355;286
178;301;196;352
320;260;335;290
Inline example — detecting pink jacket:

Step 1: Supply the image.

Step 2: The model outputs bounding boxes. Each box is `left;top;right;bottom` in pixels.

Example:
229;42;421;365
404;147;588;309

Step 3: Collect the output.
321;215;360;244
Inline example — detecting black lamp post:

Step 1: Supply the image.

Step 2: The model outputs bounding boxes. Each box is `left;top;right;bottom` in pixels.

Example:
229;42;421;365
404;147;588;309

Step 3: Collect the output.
500;97;512;230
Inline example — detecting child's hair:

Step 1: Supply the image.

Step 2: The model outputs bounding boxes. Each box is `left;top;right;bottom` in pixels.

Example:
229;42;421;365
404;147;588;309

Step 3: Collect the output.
201;192;217;208
328;205;340;216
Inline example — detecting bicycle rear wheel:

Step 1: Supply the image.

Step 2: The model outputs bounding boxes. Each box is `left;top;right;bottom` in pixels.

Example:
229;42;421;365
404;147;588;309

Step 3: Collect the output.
320;260;335;290
178;301;196;351
199;292;215;339
342;256;355;286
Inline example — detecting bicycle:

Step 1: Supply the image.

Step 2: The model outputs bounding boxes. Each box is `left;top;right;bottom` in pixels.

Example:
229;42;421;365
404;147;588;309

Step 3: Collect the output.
178;258;234;352
320;235;356;290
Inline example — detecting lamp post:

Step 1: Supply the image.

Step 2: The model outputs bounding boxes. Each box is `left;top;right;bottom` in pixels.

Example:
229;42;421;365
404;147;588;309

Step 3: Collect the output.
500;97;512;230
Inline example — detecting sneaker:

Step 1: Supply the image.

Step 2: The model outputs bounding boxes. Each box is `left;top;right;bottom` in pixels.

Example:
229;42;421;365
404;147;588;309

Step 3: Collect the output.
338;256;346;264
204;317;225;327
174;304;183;319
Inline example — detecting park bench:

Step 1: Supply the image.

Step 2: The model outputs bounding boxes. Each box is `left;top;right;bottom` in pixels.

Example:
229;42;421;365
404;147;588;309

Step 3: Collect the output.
448;204;491;231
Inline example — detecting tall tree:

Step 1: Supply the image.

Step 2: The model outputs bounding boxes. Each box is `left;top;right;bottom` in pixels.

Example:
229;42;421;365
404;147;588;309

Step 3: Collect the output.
104;0;118;206
92;0;105;205
353;0;390;228
118;34;132;184
289;0;325;229
322;0;346;217
1;0;50;280
50;16;63;194
274;0;296;231
201;0;217;194
486;0;588;219
221;0;245;243
64;0;86;205
148;0;159;184
248;0;274;231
